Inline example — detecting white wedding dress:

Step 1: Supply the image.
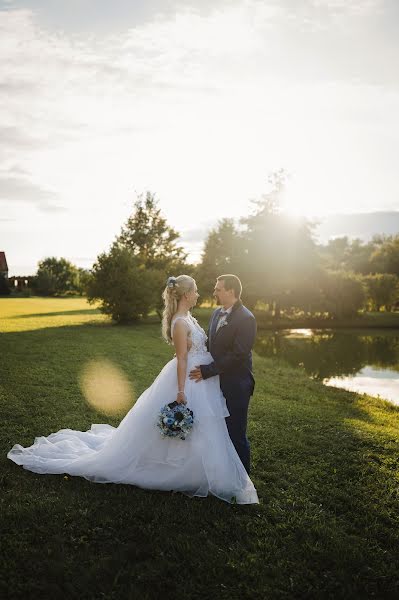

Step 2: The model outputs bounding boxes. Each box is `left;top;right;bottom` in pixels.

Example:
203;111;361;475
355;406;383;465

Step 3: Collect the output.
7;313;259;504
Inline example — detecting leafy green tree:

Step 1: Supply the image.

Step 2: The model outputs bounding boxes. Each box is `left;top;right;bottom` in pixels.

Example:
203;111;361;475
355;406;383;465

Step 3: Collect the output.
320;272;366;318
196;219;244;302
89;192;190;323
318;237;389;275
344;239;375;274
117;191;187;270
116;191;189;316
76;268;92;296
281;275;325;317
319;237;350;271
364;273;399;311
34;257;79;296
369;236;399;276
87;244;164;323
240;173;320;316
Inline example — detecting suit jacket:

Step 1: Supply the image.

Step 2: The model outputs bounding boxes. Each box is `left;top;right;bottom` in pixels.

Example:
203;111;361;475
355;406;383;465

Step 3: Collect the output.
200;300;257;395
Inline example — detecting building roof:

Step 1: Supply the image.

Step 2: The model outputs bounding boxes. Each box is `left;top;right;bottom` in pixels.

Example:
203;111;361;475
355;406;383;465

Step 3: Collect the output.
0;251;8;272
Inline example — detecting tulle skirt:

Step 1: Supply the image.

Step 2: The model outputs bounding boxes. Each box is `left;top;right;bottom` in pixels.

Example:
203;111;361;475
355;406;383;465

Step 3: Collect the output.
7;351;259;504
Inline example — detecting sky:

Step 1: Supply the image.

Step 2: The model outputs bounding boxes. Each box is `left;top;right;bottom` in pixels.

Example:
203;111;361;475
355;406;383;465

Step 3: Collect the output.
1;0;398;275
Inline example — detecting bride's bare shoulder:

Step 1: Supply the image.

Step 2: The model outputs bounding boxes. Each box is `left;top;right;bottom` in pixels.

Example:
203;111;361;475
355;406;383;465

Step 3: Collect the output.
171;315;190;332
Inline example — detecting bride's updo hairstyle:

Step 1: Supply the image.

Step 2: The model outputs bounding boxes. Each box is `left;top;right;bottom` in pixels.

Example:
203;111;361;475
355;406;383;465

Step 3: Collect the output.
162;275;195;343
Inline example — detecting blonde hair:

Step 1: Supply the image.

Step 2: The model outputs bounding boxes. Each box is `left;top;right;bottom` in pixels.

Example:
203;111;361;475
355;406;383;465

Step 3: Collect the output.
162;275;195;343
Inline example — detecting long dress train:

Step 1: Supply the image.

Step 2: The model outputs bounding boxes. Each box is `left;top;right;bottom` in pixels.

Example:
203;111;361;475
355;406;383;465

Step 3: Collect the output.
7;314;259;504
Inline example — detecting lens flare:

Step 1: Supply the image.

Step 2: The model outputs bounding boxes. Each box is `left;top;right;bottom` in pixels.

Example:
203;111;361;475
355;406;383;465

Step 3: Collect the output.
79;359;135;415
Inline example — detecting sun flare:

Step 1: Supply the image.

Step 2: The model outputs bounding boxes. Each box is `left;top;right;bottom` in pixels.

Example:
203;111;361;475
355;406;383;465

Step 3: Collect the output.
79;359;135;415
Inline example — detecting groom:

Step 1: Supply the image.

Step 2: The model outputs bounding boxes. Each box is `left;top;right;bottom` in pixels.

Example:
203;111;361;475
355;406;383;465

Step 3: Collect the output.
189;274;257;475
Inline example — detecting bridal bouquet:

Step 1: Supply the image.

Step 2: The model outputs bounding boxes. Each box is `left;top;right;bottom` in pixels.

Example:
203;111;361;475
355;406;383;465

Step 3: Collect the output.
157;401;194;440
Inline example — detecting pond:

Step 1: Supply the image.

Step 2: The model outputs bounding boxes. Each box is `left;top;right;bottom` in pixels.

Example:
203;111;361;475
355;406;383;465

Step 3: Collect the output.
255;328;399;405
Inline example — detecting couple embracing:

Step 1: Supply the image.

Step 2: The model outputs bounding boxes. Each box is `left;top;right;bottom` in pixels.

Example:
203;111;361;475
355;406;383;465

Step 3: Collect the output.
8;274;259;504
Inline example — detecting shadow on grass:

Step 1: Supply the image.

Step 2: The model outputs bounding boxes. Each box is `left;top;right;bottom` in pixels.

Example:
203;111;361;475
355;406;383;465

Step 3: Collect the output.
1;325;399;599
6;310;163;328
8;308;102;319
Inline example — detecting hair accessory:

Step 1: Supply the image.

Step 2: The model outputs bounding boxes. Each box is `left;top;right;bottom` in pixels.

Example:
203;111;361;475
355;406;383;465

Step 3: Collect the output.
167;276;177;288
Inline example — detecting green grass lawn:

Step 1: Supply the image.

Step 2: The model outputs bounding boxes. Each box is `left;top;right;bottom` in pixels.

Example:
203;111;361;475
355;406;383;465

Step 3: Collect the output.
1;298;399;599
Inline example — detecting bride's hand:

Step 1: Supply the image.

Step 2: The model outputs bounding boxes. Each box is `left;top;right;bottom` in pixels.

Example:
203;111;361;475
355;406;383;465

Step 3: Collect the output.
176;391;187;405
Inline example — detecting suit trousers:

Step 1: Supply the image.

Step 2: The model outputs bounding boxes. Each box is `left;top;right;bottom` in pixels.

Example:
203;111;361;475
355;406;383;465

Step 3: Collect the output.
221;379;251;475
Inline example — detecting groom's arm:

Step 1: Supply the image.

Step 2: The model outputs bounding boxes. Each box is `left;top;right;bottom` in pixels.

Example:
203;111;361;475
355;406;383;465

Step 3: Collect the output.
199;316;257;379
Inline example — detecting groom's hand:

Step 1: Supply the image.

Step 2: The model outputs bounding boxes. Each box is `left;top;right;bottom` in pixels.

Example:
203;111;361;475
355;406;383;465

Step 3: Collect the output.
189;366;203;382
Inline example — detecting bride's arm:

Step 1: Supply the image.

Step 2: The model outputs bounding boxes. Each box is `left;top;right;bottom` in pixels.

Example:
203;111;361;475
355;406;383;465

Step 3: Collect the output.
172;320;189;404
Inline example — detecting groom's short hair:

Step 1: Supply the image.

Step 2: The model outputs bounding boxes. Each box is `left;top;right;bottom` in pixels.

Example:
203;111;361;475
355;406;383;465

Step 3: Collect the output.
217;274;242;299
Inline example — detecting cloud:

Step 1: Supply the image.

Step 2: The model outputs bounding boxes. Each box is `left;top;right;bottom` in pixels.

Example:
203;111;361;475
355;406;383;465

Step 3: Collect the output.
280;0;399;86
1;4;397;148
0;79;38;95
0;1;238;34
0;2;398;274
0;126;42;149
0;175;65;212
180;220;220;243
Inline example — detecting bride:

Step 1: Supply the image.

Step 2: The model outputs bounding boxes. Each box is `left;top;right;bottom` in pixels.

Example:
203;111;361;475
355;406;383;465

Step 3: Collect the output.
7;275;259;504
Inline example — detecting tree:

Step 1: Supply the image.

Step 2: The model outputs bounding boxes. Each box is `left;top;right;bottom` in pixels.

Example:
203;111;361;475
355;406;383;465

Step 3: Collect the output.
320;272;366;318
364;273;399;311
0;274;10;296
115;191;189;316
318;237;384;275
76;268;92;296
319;237;350;271
240;172;320;315
117;191;187;270
196;219;244;302
34;257;79;296
369;235;399;276
344;239;375;274
87;244;164;323
87;192;189;322
281;275;325;317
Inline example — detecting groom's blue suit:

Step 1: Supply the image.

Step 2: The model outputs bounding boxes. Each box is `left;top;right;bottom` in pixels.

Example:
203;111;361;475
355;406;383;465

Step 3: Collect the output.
199;300;257;474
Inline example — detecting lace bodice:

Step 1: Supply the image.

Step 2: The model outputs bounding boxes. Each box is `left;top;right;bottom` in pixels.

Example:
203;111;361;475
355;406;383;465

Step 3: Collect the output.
171;313;208;355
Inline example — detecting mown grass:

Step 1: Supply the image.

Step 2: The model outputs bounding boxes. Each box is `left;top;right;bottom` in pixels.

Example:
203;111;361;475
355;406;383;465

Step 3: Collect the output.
1;298;399;599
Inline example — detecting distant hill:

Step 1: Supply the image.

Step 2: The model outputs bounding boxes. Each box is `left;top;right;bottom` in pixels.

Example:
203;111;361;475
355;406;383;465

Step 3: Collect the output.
311;211;399;245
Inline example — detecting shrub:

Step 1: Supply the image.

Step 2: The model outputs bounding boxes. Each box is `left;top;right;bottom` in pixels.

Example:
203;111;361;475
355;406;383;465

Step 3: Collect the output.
364;273;399;311
320;271;366;318
87;244;165;323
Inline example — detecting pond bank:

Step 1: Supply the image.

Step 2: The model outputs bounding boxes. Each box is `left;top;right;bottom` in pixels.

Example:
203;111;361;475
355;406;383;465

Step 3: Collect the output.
255;328;399;405
254;311;399;331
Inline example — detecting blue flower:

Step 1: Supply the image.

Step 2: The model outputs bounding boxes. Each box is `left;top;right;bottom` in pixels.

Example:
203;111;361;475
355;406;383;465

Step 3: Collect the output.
158;402;195;439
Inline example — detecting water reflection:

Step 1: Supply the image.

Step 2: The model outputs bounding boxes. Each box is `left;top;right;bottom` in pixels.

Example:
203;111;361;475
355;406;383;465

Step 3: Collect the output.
255;329;399;403
326;367;399;403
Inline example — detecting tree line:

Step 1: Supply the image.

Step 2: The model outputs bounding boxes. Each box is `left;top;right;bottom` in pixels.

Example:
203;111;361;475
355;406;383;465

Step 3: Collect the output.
3;184;399;323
